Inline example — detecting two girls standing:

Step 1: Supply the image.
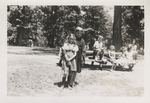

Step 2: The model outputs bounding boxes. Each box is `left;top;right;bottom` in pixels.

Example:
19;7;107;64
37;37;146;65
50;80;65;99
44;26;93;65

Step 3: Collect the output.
61;27;85;88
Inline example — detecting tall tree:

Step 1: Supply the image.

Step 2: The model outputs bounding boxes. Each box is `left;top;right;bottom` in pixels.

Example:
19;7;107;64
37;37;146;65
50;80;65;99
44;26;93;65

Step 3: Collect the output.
122;6;144;48
81;6;112;45
8;5;34;46
113;6;122;51
41;6;81;47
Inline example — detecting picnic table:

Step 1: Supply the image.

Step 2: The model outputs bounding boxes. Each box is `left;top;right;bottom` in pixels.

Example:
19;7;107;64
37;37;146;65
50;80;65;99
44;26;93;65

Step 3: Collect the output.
85;50;126;70
85;50;136;71
85;50;109;70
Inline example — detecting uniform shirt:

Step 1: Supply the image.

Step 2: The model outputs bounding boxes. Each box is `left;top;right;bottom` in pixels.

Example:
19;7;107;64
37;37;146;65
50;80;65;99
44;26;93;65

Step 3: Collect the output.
93;41;103;50
76;38;85;51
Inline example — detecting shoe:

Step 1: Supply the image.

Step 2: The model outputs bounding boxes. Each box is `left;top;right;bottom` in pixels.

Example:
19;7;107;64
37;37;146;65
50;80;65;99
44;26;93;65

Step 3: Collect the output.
68;84;74;89
57;63;62;66
74;81;79;85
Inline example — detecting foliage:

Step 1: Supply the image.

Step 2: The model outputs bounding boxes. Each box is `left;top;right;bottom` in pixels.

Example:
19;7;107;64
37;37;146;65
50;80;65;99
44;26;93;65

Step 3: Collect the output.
122;6;144;48
81;6;113;45
7;5;144;49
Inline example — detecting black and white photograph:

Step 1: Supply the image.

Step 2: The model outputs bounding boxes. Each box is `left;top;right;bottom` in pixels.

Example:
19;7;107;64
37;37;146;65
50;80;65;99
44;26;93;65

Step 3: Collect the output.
6;5;145;97
0;0;150;102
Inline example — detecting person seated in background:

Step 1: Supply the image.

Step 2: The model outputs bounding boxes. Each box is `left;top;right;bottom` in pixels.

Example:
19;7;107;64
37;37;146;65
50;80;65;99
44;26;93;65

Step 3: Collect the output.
113;44;136;71
125;44;136;70
115;46;128;69
107;45;117;72
93;35;104;61
132;39;138;61
89;37;96;50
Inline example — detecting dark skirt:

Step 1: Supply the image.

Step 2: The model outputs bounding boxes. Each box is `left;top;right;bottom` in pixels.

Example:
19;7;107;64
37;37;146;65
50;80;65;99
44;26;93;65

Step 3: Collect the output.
76;50;82;73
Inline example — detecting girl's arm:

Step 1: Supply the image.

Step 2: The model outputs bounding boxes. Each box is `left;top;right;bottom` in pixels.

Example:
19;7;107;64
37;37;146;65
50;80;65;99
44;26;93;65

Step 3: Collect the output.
99;42;103;50
62;43;69;61
68;45;78;61
108;51;112;59
82;39;86;51
62;49;69;61
113;52;116;59
68;52;77;61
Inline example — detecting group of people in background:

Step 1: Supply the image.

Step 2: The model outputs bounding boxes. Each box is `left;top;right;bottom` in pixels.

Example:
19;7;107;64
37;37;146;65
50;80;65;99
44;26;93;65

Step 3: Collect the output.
57;27;138;88
92;35;138;72
108;44;137;72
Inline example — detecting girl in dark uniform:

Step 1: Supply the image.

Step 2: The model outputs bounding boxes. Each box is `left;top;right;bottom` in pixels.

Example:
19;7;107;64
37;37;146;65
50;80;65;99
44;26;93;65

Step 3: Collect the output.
75;27;86;73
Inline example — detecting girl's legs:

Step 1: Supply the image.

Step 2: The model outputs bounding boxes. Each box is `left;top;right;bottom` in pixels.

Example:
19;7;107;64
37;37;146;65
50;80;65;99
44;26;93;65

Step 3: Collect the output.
68;71;77;87
63;73;69;88
58;59;62;65
113;63;117;70
110;61;117;72
95;50;100;60
99;49;104;60
62;60;69;87
93;50;98;59
110;62;115;72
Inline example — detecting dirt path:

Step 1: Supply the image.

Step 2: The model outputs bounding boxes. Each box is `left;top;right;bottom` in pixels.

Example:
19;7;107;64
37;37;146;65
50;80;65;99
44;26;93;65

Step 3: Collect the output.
7;46;144;97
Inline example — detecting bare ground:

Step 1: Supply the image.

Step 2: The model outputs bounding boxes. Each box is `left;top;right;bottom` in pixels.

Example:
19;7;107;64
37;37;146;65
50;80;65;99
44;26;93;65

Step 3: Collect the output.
7;46;144;97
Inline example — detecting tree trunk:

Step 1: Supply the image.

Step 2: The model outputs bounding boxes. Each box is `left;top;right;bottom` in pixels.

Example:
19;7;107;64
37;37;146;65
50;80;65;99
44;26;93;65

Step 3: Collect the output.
50;29;55;48
113;6;122;52
47;34;51;47
16;27;23;46
50;6;57;48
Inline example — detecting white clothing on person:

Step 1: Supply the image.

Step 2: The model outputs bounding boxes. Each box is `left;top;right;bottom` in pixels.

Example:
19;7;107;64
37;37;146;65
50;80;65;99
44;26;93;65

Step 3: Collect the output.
93;41;103;50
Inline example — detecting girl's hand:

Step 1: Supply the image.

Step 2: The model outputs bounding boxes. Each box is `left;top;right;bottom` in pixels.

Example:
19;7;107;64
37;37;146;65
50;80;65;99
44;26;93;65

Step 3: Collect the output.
66;59;70;62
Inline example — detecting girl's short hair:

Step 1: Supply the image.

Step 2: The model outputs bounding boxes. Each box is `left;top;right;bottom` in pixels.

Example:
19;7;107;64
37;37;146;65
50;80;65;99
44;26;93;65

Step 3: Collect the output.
110;45;115;51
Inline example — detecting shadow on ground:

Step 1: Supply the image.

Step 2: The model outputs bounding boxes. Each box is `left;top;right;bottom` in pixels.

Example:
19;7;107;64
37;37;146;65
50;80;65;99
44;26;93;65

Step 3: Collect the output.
54;81;64;87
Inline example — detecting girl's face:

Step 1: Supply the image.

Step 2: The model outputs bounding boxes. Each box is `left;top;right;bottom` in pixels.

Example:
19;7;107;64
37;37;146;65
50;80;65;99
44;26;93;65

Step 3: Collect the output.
132;39;135;44
69;38;74;44
75;31;83;38
110;46;115;51
110;48;113;51
98;38;102;42
122;50;125;53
